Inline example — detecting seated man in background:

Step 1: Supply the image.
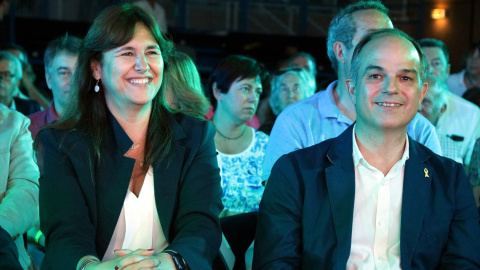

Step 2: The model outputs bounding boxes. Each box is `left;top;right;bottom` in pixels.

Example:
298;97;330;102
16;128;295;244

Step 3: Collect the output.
287;52;317;92
28;34;81;139
0;107;40;269
419;38;480;166
419;76;463;163
0;43;50;108
254;28;480;269
0;51;41;115
447;42;480;97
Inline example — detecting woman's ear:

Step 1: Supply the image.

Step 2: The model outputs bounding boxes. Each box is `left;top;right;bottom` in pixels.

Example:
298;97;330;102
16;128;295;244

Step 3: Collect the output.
212;82;222;101
90;60;101;80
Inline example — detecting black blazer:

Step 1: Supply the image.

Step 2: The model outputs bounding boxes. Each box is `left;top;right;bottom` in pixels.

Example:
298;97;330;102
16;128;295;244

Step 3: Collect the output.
37;112;223;269
14;97;41;116
253;125;480;269
0;226;23;270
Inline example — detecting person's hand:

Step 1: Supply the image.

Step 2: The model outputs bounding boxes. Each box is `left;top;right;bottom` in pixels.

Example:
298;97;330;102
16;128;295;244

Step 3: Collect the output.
116;249;177;270
81;249;160;270
113;249;160;270
154;253;176;270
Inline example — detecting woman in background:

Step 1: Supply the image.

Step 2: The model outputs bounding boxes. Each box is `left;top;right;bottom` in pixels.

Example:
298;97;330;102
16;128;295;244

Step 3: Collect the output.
207;55;268;270
163;51;209;116
259;67;314;135
36;5;222;270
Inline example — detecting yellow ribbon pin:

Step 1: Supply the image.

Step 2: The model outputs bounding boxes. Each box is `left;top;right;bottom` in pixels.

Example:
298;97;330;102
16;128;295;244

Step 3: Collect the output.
424;168;429;178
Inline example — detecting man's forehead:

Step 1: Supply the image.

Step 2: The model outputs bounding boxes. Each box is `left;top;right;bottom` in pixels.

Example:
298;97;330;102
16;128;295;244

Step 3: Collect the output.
423;47;445;59
0;59;15;70
358;35;421;70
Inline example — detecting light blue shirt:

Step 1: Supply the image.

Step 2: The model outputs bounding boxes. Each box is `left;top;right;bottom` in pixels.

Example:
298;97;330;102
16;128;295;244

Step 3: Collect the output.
262;80;442;180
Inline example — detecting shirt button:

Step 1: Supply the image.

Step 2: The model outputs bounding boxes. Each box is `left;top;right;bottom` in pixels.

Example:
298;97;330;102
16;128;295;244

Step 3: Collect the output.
378;256;384;261
378;219;384;226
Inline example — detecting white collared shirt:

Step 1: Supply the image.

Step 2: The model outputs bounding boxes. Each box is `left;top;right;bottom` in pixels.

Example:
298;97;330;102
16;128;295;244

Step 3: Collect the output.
347;125;409;270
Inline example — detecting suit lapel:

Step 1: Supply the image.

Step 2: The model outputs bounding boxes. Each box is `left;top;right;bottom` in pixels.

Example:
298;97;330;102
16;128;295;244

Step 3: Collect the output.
400;138;432;268
153;114;186;243
325;125;356;266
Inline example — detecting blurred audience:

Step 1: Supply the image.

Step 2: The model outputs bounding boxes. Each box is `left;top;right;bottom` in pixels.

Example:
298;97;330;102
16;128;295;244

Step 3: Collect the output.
0;51;41;115
447;42;480;97
259;67;314;135
467;138;480;209
286;52;317;92
163;50;209;116
419;38;480;166
207;54;268;270
0;107;40;270
132;0;167;33
419;76;462;163
28;34;81;139
0;43;50;108
462;87;480;108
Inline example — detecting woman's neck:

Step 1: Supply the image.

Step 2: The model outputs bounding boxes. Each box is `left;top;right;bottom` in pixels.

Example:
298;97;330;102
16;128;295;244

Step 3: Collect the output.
108;103;151;144
212;110;245;138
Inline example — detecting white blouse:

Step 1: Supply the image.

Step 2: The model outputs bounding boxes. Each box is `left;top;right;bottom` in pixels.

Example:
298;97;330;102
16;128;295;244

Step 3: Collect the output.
103;167;168;261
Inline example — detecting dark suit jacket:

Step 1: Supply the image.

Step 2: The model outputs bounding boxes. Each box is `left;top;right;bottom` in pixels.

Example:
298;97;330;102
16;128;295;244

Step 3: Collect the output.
253;125;480;270
37;112;223;269
14;97;41;116
0;226;23;270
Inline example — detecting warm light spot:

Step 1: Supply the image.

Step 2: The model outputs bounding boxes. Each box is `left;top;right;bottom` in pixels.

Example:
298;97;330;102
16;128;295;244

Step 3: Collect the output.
431;9;446;20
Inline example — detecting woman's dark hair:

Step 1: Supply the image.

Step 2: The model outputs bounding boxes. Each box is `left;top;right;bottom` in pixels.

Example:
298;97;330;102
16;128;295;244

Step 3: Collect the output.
38;4;175;169
206;55;268;110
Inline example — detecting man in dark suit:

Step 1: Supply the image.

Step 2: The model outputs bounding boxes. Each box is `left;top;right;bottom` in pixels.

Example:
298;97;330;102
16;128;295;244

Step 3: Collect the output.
253;29;480;269
0;51;41;115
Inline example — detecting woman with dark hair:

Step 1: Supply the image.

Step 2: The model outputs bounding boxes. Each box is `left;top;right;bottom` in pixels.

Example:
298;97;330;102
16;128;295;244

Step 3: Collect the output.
36;4;223;270
207;55;268;270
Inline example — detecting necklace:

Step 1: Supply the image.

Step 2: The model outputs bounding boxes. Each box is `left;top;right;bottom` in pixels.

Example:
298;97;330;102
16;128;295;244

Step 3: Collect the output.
124;140;144;168
212;121;246;141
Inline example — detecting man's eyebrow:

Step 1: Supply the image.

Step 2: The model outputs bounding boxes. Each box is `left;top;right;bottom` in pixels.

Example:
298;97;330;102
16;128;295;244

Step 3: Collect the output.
362;65;384;76
400;68;418;75
56;67;71;71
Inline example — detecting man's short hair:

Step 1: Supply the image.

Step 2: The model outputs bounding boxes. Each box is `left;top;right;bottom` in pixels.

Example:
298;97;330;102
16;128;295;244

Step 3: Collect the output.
0;50;22;79
350;28;427;85
44;34;82;73
287;52;317;75
418;38;450;64
327;0;389;73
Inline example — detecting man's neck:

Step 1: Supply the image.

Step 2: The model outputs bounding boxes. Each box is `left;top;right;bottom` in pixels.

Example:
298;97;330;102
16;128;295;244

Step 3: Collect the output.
333;70;357;121
0;96;13;108
354;123;407;175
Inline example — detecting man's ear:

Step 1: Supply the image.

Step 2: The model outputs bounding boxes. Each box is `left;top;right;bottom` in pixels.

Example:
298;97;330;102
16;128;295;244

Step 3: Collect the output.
419;82;428;104
333;41;347;64
45;69;52;90
90;60;101;80
212;82;222;102
346;79;356;104
440;104;447;114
